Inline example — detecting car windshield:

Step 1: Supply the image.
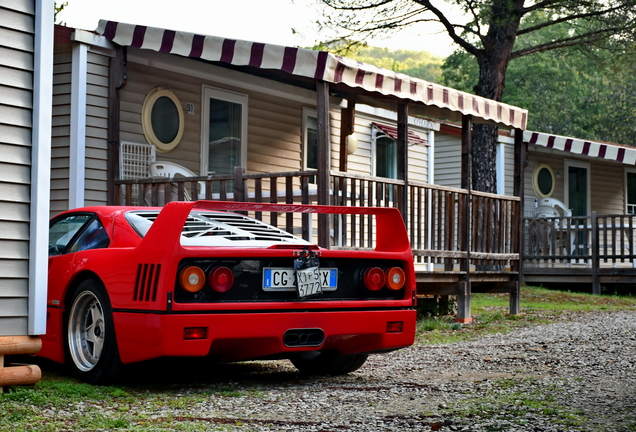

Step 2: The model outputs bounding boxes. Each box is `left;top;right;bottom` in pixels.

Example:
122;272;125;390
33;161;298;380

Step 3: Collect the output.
125;210;311;247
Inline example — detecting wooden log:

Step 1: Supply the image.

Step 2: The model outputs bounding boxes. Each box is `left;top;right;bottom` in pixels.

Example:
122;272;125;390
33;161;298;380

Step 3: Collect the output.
0;364;42;388
0;336;42;356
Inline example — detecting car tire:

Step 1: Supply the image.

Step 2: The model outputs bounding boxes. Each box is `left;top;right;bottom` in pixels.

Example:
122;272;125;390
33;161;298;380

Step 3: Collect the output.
65;279;122;385
291;351;368;375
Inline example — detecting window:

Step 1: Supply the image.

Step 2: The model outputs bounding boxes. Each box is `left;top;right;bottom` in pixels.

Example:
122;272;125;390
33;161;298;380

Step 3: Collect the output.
373;126;397;179
625;169;636;214
49;214;109;256
532;163;555;198
141;88;185;152
302;108;318;183
201;86;248;177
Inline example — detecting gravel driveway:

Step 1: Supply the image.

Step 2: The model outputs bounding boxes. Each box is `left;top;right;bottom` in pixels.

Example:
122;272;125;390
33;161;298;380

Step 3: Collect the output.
122;309;636;431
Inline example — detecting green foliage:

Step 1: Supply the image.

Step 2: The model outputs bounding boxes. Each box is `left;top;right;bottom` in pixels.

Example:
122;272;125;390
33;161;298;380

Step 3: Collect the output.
441;11;636;145
311;40;444;83
54;1;67;25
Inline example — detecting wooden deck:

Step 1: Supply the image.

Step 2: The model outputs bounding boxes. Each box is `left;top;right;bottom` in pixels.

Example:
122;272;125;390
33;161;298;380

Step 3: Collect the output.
523;212;636;293
116;168;521;321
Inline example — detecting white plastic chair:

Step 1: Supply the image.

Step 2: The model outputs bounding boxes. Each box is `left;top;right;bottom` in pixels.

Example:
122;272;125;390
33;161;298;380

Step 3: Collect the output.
536;197;572;217
148;161;205;200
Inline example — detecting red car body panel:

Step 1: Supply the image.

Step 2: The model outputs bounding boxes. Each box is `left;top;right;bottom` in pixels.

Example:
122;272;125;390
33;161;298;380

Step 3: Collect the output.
40;201;417;366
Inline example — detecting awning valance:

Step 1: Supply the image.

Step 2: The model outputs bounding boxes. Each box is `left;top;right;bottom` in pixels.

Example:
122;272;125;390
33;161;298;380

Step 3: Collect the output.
372;123;429;146
95;20;528;130
524;131;636;165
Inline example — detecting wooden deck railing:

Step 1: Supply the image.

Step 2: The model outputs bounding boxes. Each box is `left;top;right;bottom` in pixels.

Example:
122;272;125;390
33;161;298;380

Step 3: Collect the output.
524;212;636;268
116;168;521;273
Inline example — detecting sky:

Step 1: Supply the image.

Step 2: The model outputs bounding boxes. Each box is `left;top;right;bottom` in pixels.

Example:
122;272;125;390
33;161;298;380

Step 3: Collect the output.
58;0;462;58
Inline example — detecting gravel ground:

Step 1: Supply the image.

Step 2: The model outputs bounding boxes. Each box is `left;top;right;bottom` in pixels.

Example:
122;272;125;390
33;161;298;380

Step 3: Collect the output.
136;309;636;432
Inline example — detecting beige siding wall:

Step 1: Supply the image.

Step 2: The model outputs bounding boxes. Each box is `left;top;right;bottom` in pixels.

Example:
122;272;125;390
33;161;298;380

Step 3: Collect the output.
525;147;624;215
123;51;430;184
84;51;110;206
0;0;34;336
120;60;309;177
433;133;626;216
51;43;112;214
590;160;624;214
504;142;515;196
51;43;71;215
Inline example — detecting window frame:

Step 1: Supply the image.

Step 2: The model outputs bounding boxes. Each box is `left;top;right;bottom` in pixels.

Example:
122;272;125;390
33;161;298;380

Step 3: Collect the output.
371;125;398;179
141;88;185;153
200;85;248;176
624;167;636;214
302;108;318;171
532;162;556;199
564;159;591;216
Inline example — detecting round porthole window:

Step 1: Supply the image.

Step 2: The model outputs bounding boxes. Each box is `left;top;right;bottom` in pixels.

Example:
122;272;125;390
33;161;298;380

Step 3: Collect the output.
532;163;555;198
141;88;185;153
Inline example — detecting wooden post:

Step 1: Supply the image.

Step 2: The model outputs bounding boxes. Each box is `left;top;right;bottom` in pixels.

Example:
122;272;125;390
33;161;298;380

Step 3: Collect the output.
510;128;526;315
457;115;472;323
107;46;127;205
397;101;409;223
233;166;246;203
592;211;600;294
316;81;331;248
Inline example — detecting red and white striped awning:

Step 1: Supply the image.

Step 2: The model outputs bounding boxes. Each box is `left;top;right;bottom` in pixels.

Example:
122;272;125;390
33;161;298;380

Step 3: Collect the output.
524;131;636;165
372;123;429;146
95;20;528;130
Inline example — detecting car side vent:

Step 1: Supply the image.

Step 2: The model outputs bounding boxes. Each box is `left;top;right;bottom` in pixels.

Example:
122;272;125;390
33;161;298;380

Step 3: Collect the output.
134;263;161;301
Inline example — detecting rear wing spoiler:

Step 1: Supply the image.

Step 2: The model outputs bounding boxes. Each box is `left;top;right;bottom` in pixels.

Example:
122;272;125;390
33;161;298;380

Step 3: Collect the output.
140;200;412;253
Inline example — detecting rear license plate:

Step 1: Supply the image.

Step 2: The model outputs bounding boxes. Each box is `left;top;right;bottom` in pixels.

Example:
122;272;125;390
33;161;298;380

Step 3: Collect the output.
263;267;337;292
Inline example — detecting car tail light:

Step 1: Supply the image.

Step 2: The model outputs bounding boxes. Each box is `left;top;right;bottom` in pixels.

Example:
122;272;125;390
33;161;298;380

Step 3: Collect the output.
363;267;385;291
385;267;406;290
179;266;205;293
184;327;207;340
208;266;234;292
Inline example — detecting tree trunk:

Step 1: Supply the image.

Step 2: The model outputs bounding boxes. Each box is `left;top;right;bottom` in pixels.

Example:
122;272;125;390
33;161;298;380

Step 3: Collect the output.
471;0;524;193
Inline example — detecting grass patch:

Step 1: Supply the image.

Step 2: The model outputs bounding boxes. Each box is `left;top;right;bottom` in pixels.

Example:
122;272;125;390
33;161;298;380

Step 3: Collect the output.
444;377;587;430
0;371;253;431
416;285;636;345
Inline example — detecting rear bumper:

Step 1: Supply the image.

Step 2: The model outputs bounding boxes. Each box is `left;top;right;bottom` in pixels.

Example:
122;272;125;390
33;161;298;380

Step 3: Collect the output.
113;309;416;364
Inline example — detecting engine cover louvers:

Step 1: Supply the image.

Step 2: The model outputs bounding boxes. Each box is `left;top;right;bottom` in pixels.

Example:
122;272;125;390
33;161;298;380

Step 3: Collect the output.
134;263;161;302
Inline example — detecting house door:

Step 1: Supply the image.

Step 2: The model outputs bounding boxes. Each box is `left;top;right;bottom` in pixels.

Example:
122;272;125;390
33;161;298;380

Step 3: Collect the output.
565;160;590;217
201;86;248;180
565;160;590;257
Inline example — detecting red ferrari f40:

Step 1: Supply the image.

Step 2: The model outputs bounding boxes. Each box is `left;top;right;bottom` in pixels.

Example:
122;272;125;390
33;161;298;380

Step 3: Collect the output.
40;201;417;384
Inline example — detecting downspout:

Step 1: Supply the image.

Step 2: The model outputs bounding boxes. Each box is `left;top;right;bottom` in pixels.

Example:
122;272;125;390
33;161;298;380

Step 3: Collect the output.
69;40;88;209
427;129;435;271
28;0;54;335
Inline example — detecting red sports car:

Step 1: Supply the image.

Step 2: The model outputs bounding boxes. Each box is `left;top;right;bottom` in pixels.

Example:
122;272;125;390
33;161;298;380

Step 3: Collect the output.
39;201;417;384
